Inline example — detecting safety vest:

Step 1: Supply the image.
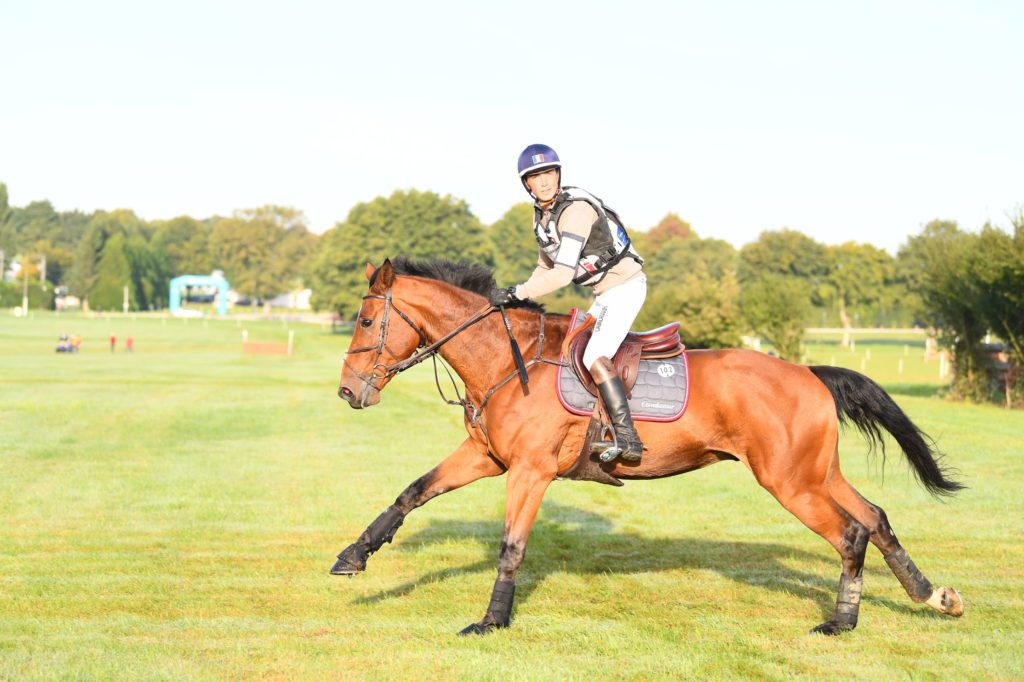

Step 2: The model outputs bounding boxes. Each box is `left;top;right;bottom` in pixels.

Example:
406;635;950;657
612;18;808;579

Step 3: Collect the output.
533;186;642;286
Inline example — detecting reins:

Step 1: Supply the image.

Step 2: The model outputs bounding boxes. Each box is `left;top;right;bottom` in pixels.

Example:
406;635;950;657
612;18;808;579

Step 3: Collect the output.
344;287;563;432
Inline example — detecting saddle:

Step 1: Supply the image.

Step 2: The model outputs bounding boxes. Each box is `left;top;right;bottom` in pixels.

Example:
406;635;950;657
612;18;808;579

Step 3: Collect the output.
561;311;684;397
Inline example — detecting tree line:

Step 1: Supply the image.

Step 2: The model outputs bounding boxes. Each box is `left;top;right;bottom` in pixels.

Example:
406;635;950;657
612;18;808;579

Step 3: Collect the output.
0;185;317;312
2;181;1020;404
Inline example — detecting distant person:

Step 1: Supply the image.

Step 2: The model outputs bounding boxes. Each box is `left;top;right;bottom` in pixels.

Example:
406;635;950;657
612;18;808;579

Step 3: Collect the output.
72;335;82;352
109;334;116;352
126;336;134;353
489;143;647;462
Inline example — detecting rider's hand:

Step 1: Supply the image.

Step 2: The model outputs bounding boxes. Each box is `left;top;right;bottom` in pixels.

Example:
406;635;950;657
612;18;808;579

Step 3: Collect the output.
488;286;518;307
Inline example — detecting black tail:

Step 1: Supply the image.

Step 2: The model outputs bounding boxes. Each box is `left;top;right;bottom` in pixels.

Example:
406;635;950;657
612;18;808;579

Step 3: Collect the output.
809;365;965;498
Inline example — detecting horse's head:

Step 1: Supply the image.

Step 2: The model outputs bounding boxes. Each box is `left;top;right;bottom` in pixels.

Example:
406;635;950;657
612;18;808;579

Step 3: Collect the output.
337;259;426;408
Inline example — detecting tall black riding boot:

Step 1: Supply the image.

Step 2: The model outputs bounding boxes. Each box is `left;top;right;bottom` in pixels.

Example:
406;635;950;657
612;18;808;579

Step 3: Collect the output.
592;358;645;462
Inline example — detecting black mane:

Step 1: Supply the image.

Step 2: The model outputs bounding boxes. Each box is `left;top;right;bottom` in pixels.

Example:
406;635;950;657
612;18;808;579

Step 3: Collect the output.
382;256;545;312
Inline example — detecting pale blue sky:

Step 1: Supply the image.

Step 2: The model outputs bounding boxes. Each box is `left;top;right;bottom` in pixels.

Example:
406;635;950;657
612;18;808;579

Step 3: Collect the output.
2;1;1021;253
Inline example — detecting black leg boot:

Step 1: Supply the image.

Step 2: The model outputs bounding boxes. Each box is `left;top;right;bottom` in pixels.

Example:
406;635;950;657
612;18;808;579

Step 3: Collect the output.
592;358;644;462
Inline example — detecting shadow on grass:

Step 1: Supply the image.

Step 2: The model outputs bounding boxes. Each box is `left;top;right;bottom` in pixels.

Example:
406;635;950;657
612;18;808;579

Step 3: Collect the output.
344;501;943;629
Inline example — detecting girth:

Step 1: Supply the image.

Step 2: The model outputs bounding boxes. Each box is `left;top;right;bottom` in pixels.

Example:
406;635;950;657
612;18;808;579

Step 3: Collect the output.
560;312;683;397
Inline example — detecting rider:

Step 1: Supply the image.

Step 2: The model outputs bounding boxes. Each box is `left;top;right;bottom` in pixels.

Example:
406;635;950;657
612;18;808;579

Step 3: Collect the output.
489;143;647;462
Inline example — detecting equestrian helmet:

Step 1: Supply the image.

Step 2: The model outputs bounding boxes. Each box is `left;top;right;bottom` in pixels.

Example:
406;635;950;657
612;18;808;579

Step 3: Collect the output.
517;143;561;178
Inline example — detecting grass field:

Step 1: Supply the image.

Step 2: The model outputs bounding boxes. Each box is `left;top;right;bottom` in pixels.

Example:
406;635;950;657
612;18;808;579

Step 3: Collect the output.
2;312;1023;680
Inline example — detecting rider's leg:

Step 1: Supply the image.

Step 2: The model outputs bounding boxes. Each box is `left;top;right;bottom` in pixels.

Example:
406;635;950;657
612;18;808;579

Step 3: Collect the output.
590;357;644;461
583;274;647;462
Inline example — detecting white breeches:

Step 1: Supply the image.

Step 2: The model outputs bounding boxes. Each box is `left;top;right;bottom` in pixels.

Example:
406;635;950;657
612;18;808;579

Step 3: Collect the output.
582;274;648;369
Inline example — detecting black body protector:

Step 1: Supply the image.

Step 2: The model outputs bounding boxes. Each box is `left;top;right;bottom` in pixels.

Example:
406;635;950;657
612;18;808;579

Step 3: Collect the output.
533;186;642;287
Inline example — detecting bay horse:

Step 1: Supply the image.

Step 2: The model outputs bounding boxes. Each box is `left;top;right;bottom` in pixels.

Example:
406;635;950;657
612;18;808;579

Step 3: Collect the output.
332;257;965;636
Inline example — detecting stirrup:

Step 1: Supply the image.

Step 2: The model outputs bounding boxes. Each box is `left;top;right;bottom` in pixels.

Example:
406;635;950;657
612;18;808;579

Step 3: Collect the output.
591;424;621;462
593;424;644;463
598;443;625;463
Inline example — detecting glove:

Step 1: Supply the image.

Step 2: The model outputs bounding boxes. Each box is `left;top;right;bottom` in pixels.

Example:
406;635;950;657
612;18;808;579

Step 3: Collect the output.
488;285;518;307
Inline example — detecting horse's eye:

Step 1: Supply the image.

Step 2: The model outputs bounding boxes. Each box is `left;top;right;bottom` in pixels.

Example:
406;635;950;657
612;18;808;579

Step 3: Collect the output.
360;318;373;328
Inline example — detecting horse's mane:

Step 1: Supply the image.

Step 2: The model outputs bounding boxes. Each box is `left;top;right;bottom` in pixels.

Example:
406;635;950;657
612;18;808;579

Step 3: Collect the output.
383;256;546;312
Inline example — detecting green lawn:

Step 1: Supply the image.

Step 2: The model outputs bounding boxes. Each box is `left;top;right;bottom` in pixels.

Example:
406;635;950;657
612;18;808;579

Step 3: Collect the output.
2;313;1023;680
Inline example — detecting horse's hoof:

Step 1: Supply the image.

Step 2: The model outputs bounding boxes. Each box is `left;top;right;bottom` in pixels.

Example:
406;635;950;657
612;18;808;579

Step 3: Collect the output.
329;544;366;576
926;586;964;617
457;617;506;636
809;620;855;636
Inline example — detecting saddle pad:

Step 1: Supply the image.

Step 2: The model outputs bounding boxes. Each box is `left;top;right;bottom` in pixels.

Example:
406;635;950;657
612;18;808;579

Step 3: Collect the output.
556;316;690;422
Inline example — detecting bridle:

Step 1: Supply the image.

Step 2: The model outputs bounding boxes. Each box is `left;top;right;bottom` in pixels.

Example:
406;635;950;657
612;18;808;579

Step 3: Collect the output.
343;287;495;404
342;286;562;427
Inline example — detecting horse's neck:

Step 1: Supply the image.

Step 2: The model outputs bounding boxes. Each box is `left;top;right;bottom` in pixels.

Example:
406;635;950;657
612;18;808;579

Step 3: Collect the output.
418;297;562;397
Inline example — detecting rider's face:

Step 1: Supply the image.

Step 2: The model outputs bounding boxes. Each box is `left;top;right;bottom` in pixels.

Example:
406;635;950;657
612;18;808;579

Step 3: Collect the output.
525;168;560;204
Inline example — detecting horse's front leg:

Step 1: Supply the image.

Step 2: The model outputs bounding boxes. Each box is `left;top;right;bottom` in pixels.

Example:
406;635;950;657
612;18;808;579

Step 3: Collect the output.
330;437;503;576
459;460;555;635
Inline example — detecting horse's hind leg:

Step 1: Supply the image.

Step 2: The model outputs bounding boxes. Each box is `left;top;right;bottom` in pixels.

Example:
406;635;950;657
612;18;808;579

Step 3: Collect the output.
752;451;871;634
829;477;964;618
331;438;503;576
775;487;870;635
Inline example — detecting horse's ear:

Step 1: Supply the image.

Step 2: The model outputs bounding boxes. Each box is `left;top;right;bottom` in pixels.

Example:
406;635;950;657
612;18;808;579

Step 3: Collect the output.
364;262;376;281
369;259;395;293
378;259;395;287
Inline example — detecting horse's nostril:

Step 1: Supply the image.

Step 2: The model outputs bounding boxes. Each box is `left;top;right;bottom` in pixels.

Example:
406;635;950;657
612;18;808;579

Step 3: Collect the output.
339;386;354;400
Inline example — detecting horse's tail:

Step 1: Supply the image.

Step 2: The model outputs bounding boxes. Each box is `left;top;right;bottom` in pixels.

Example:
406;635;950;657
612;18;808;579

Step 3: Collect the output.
809;365;965;498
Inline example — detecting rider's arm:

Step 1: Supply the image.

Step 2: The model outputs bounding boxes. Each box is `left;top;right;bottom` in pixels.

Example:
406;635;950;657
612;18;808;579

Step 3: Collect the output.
514;202;597;300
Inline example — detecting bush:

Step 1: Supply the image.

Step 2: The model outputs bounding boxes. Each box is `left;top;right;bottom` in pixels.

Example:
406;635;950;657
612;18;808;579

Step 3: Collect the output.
0;281;53;309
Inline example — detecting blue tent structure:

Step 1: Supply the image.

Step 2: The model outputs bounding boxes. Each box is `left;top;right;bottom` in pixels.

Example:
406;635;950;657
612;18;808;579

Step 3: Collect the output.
169;275;230;316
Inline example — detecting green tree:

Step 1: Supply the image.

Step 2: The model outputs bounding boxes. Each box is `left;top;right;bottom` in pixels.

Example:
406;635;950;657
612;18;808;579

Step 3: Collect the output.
824;242;895;338
67;210;147;303
53;209;91;253
970;220;1024;403
152;216;212;276
90;233;133;310
489;202;537;285
212;206;321;304
271;222;319;292
0;184;13;263
898;220;987;400
0;281;51;308
739;229;828;299
9;201;58;251
34;241;75;289
739;274;812;361
311;190;493;316
88;229;168;311
633;229;742;341
637;263;743;348
126;233;170;309
644;236;738;283
210;216;278;302
0;183;10;225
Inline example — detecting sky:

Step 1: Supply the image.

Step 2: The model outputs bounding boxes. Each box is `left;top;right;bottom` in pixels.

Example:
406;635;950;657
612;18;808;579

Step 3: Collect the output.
1;0;1021;253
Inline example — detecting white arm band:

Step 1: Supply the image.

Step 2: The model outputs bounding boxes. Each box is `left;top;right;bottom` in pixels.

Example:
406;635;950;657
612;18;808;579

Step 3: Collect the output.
554;232;585;268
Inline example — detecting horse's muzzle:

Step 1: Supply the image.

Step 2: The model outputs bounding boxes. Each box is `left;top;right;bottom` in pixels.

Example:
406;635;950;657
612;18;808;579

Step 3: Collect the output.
337;383;380;409
337;385;360;408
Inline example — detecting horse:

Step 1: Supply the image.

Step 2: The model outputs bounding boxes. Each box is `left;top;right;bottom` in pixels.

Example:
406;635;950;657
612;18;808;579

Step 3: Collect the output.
332;257;965;636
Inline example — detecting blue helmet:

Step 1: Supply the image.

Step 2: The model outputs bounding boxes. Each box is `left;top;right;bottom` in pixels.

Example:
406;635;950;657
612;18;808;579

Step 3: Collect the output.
517;143;561;178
